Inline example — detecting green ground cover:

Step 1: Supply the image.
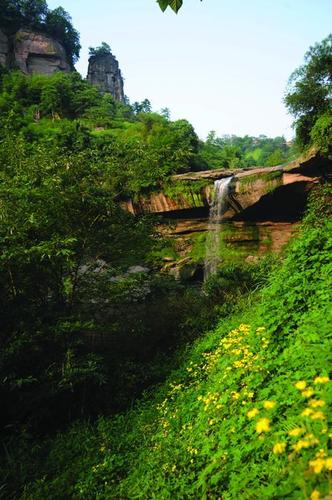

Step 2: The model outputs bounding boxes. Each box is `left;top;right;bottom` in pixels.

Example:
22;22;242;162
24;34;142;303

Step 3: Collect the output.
3;186;330;500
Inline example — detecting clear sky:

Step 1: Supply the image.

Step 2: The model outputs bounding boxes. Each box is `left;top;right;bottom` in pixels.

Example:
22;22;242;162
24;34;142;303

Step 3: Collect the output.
47;0;331;140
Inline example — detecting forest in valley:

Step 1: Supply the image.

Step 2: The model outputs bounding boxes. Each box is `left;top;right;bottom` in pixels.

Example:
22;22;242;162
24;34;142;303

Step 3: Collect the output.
0;1;331;499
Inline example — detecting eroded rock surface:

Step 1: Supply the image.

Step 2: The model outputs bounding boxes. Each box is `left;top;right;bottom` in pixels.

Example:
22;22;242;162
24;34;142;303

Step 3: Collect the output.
13;29;70;75
122;150;332;220
87;53;124;101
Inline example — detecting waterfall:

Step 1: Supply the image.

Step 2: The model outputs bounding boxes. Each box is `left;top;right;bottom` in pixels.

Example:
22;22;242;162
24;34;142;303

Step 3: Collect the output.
204;176;233;280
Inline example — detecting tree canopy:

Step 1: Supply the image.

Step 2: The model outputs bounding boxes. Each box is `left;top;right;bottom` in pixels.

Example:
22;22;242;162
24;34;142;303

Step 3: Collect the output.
89;42;112;58
0;0;80;65
284;34;332;148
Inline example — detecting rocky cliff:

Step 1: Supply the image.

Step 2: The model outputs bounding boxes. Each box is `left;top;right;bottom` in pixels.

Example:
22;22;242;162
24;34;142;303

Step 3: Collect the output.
0;28;70;75
121;150;332;278
87;53;125;101
121;150;332;221
0;27;125;100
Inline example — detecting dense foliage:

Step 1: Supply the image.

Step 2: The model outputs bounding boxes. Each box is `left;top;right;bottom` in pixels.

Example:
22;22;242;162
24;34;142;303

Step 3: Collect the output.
0;12;331;497
0;69;271;443
2;186;331;499
0;69;292;204
285;34;332;150
0;0;80;64
88;42;112;58
0;70;201;195
200;131;294;169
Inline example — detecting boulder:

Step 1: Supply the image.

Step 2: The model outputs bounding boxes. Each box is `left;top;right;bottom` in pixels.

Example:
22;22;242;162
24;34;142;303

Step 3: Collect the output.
163;257;202;281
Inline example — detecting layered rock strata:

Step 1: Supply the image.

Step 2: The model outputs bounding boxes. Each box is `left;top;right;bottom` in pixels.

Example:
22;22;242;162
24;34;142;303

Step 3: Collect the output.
121;150;332;220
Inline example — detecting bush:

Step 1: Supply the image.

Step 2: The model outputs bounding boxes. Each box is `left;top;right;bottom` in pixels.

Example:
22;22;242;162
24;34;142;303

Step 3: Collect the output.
310;113;332;154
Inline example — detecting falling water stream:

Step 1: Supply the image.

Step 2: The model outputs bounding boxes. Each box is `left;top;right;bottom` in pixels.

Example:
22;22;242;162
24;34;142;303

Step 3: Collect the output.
204;176;233;281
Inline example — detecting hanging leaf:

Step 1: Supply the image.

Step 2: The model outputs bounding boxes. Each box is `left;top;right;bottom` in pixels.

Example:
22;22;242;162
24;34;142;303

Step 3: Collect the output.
158;1;202;14
157;0;170;11
157;0;183;13
168;0;183;12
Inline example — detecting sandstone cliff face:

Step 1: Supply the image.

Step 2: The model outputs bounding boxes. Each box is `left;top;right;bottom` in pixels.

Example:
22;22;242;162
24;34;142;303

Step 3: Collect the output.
0;28;70;75
87;54;124;101
121;150;332;221
13;29;70;75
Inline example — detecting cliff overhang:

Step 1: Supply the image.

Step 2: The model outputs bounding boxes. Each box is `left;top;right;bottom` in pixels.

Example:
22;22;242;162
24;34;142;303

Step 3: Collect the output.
121;150;332;222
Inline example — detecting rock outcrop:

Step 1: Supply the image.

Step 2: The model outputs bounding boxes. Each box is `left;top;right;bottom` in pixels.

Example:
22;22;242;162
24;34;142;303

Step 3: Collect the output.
121;150;332;221
0;28;125;99
13;29;70;75
87;53;124;101
121;150;332;277
0;28;70;75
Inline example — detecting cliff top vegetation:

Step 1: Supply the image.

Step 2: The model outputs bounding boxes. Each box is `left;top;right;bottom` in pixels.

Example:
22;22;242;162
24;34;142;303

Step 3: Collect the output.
0;0;80;64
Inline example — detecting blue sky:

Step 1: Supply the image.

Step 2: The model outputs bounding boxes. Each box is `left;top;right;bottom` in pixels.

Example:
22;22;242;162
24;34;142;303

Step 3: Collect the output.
47;0;331;140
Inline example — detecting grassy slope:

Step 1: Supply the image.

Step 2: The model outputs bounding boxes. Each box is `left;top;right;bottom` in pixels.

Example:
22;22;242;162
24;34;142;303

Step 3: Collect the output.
17;190;332;499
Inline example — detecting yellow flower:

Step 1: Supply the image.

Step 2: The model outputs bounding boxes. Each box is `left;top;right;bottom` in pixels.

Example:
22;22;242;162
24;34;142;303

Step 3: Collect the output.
313;376;329;384
247;408;259;419
263;401;276;410
292;440;310;452
304;433;319;445
255;418;271;433
309;458;325;474
288;427;305;437
310;490;320;500
295;380;307;390
310;411;325;420
325;457;332;471
273;442;286;454
301;388;314;398
301;408;313;417
309;399;325;408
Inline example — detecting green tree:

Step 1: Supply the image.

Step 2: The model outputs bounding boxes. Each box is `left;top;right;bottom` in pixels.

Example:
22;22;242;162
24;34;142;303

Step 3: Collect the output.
284;34;332;148
132;99;152;114
19;0;48;26
0;0;24;32
45;6;81;65
88;42;112;57
0;0;48;32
